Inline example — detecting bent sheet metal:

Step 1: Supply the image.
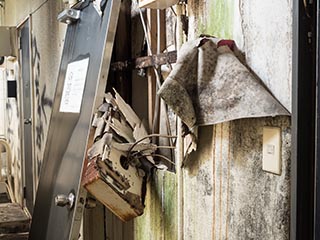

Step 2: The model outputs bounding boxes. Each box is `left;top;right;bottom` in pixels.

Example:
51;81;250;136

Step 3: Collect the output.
83;91;156;222
29;1;121;239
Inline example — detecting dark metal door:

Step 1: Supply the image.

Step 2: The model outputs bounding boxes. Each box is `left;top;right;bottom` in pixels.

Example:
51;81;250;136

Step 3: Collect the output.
316;0;320;239
19;19;34;215
29;1;120;239
292;0;318;239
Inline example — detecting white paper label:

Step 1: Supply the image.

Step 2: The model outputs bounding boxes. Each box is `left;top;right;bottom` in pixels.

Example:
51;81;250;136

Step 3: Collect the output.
59;58;89;113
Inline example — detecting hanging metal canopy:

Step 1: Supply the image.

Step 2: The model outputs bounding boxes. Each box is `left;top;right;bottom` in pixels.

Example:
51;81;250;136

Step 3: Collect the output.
29;1;121;239
158;37;290;129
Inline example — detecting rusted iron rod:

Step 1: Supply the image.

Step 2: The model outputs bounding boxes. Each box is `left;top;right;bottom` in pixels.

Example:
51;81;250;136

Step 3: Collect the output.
110;50;177;71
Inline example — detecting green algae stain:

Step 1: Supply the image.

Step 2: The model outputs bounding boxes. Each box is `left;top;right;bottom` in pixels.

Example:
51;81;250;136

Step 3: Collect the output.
134;172;166;240
202;0;234;39
163;172;178;240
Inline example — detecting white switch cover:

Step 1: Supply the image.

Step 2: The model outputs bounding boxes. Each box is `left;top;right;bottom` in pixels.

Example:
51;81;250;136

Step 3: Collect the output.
262;127;281;175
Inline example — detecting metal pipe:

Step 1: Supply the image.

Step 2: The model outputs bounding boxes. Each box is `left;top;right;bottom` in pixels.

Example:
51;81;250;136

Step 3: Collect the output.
152;9;162;135
0;138;15;203
176;3;185;240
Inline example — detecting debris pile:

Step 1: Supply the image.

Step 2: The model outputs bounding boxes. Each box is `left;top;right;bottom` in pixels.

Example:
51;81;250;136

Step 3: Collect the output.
83;90;166;221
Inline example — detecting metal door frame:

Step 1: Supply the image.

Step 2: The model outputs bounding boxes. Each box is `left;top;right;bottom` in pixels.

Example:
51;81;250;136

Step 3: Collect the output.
17;15;35;214
29;1;121;239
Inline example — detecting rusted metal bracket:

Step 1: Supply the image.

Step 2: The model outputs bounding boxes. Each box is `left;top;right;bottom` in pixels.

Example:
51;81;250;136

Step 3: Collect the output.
110;50;177;71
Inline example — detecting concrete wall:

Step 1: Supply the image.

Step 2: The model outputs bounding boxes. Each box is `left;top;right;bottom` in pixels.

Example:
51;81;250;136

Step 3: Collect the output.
2;0;59;26
30;0;66;181
189;0;292;112
185;1;292;239
135;1;292;240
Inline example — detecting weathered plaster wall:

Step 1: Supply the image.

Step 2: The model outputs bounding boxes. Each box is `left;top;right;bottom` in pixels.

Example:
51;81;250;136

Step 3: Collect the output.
0;4;4;27
183;0;292;239
134;1;292;240
239;0;292;112
188;0;292;112
31;0;66;181
2;0;58;26
183;118;290;240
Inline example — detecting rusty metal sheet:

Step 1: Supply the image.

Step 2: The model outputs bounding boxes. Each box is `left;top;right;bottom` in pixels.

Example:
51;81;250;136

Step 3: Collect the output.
29;1;120;239
158;38;290;129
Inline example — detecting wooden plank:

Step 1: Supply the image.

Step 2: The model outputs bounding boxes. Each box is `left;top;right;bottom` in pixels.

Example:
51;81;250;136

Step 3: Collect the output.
82;104;104;240
0;232;29;240
110;0;132;103
163;172;177;240
83;200;105;240
0;203;30;234
122;219;134;240
134;171;165;240
113;213;124;240
105;209;134;240
147;9;166;135
105;208;114;240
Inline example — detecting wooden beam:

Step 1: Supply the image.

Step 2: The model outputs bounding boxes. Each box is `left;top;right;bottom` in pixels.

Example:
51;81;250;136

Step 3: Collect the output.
146;8;166;132
113;0;132;103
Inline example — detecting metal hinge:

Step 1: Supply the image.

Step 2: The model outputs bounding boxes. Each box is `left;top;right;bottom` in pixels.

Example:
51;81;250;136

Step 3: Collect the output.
18;36;22;50
57;9;80;24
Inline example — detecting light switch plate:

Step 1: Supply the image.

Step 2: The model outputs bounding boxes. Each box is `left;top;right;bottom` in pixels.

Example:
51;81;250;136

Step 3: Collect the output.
262;127;281;175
